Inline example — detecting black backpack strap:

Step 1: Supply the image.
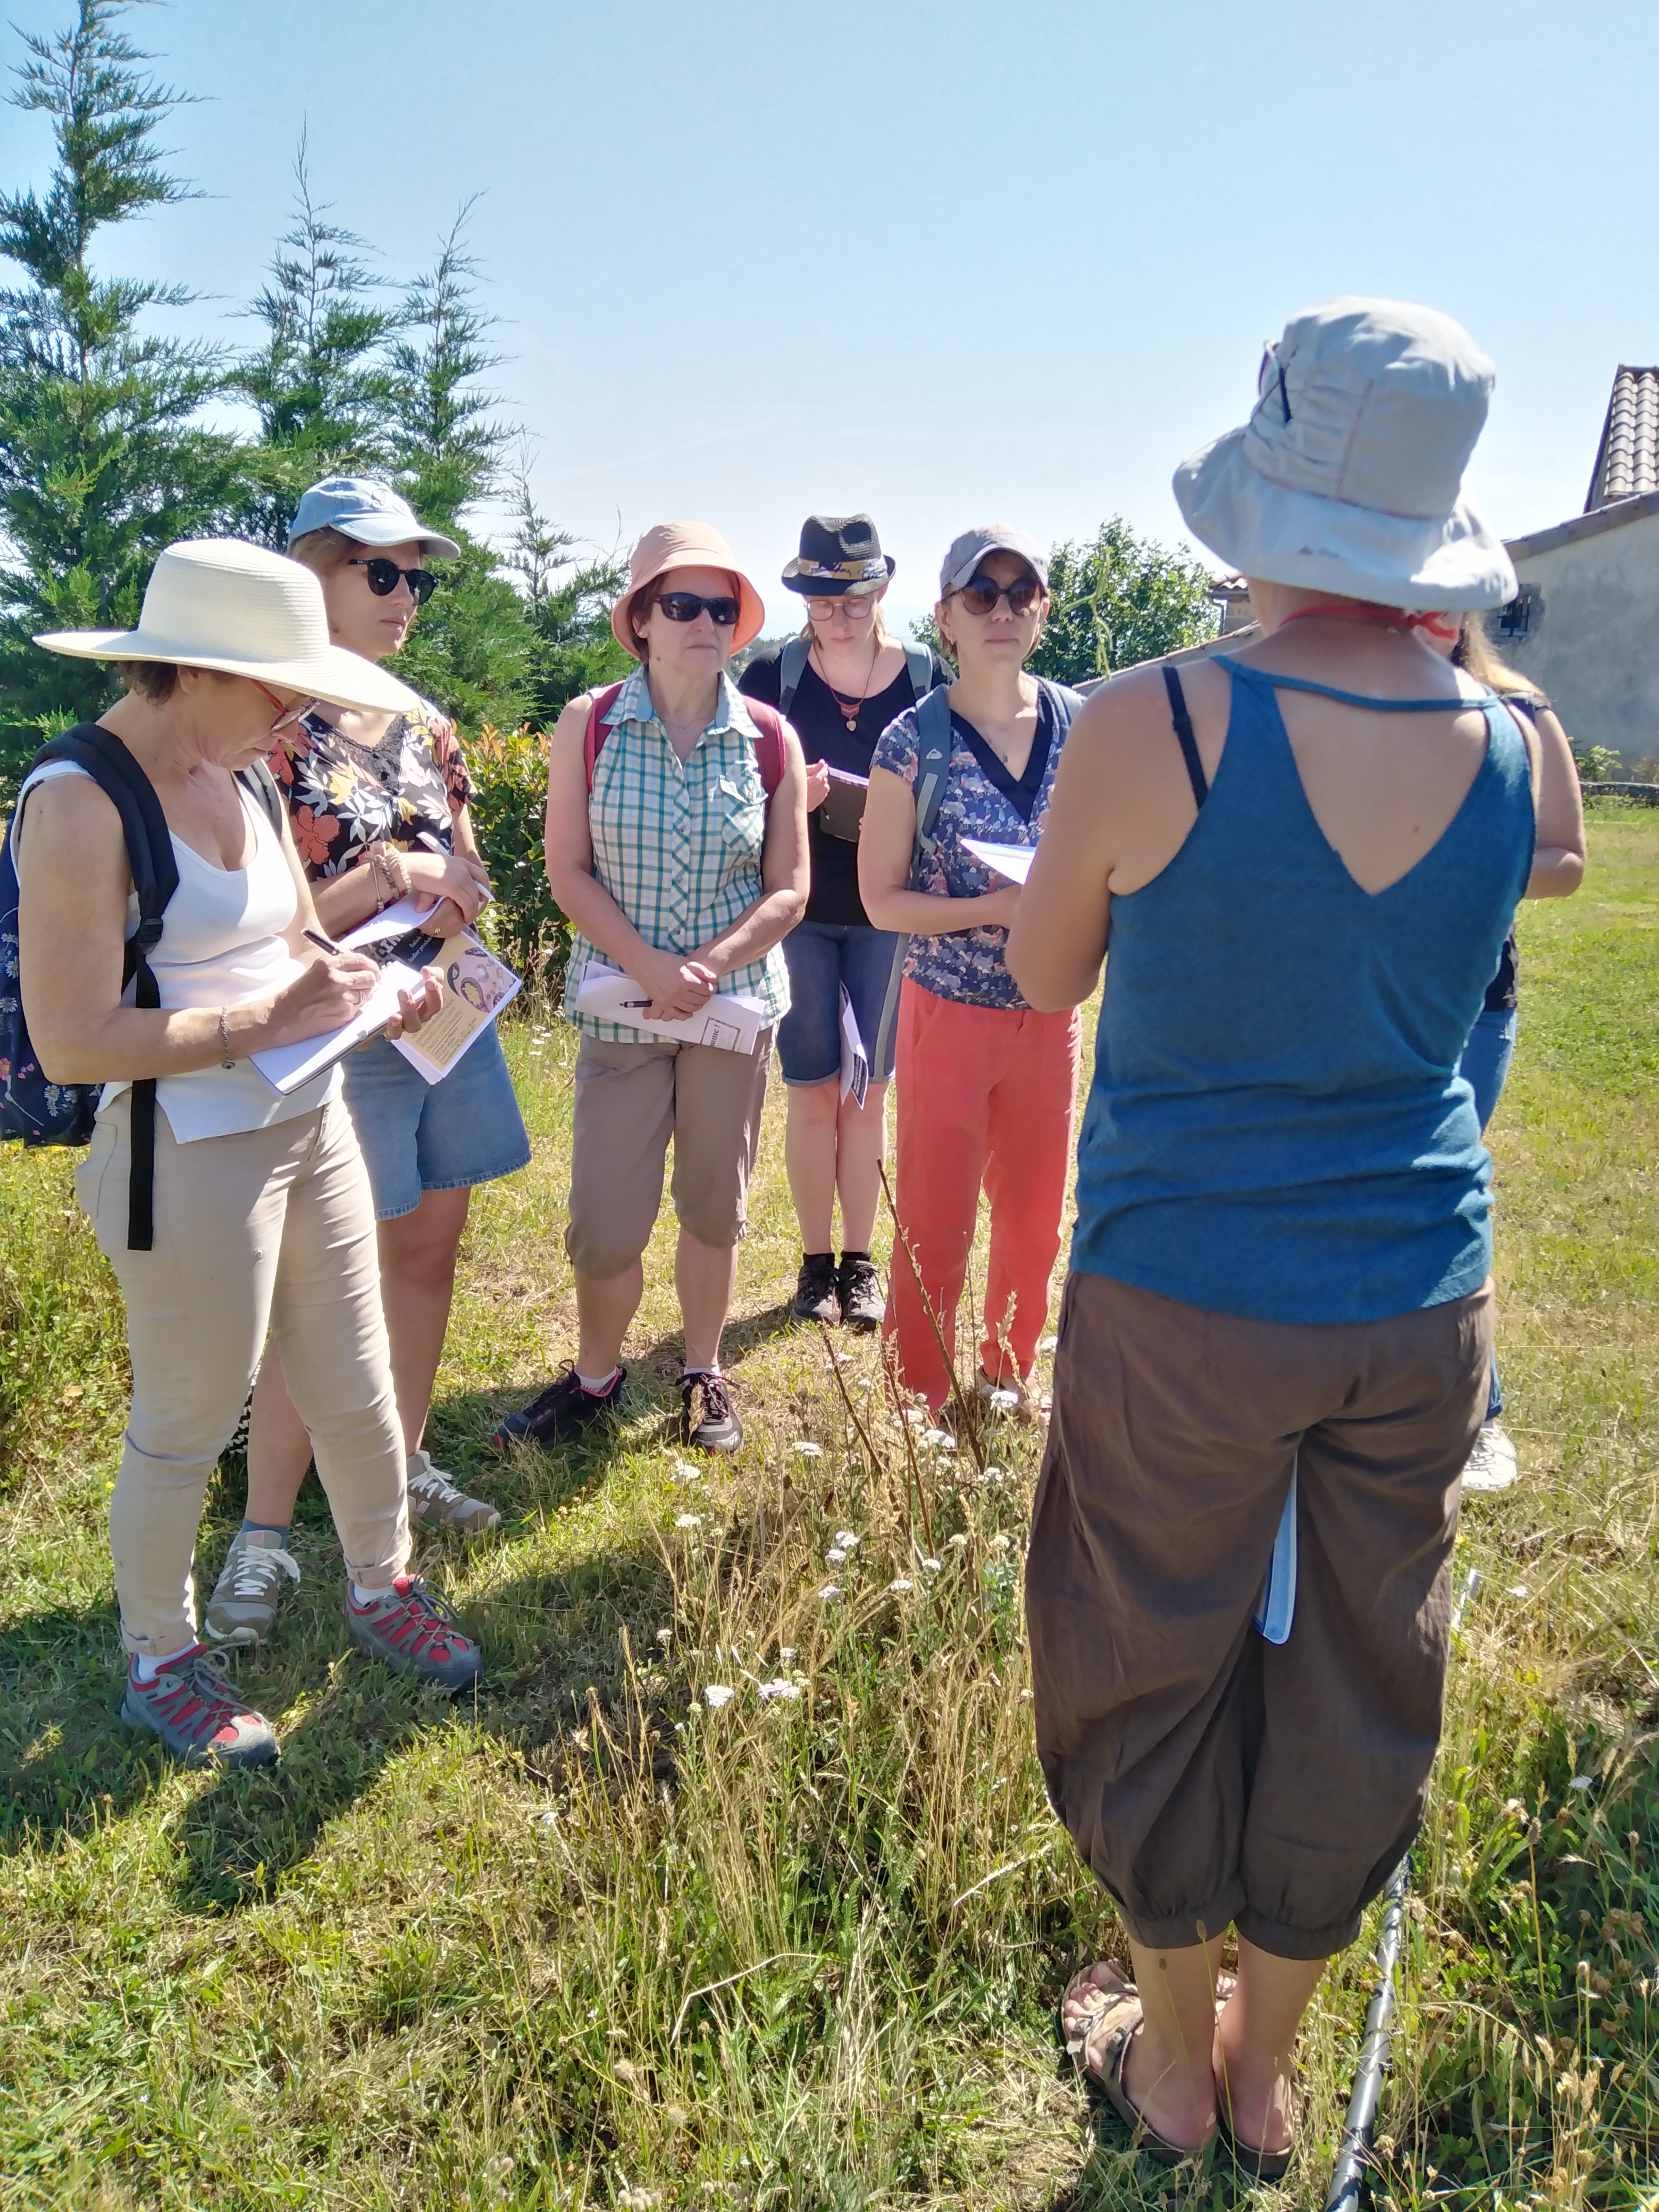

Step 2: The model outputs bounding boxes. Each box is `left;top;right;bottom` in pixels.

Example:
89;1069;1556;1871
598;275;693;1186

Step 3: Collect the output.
777;636;811;717
1161;665;1209;809
37;727;178;1250
236;757;287;835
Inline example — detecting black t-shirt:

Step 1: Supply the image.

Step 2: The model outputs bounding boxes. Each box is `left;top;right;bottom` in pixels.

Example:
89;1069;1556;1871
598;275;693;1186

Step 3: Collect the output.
740;642;953;928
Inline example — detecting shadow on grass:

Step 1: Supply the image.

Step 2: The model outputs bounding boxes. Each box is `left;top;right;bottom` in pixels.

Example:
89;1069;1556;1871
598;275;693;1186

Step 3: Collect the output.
0;1407;679;1916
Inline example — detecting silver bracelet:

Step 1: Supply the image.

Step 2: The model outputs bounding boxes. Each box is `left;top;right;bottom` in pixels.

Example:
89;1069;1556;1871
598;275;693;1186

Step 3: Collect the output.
219;1007;237;1068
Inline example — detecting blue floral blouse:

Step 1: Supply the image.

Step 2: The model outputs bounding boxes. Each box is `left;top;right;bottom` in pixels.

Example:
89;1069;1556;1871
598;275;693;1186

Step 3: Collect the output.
870;682;1068;1010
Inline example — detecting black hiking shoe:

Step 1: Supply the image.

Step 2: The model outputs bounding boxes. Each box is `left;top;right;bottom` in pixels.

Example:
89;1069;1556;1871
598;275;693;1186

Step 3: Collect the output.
681;1370;743;1454
491;1363;626;1452
792;1252;842;1325
837;1253;884;1330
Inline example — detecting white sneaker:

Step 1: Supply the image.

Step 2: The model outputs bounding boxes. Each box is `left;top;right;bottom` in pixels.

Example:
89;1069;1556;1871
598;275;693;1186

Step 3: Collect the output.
1461;1421;1519;1494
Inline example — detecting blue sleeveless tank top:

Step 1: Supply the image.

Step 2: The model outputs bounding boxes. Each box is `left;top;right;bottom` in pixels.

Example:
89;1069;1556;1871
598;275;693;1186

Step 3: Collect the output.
1070;659;1536;1325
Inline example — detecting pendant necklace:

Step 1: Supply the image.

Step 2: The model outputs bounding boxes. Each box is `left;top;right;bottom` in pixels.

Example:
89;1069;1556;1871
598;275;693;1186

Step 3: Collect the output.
815;631;882;732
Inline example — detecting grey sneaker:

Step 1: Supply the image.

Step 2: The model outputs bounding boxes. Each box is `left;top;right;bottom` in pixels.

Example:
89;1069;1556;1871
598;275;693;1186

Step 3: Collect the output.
203;1529;301;1647
407;1449;500;1539
121;1645;279;1768
345;1574;483;1691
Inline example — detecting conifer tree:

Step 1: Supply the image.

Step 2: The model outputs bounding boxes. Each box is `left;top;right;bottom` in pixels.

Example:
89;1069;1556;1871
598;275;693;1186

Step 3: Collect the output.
0;0;241;774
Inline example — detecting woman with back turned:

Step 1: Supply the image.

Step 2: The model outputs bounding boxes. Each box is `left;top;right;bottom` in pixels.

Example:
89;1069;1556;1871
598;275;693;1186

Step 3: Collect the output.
1009;301;1538;2177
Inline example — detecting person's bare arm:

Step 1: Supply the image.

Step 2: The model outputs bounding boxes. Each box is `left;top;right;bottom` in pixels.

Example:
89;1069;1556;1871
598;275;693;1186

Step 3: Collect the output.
1521;706;1586;898
690;725;810;978
857;764;1020;936
542;695;718;1021
15;778;417;1084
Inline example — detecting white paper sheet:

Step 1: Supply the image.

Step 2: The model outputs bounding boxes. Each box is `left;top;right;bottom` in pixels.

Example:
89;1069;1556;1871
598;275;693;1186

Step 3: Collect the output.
839;985;869;1108
962;837;1036;884
250;960;425;1095
573;963;766;1054
340;894;446;948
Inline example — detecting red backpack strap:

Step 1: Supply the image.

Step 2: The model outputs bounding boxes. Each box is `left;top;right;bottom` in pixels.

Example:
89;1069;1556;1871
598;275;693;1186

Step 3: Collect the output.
741;697;787;797
583;681;628;793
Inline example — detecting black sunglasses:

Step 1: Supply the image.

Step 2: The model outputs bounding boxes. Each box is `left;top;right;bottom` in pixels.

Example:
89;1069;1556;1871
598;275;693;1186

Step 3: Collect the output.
953;573;1043;617
653;591;742;627
348;557;438;606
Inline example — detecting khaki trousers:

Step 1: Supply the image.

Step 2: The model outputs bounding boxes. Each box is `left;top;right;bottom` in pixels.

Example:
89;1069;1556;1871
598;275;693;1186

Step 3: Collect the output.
1026;1269;1492;1960
78;1092;410;1656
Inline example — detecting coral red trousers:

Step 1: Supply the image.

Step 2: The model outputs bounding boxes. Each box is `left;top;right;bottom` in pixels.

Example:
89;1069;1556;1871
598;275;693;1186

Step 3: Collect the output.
886;979;1082;1411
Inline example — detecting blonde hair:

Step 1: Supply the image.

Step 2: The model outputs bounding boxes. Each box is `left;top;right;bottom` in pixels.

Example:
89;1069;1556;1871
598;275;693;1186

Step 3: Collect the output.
1454;613;1547;703
287;525;359;576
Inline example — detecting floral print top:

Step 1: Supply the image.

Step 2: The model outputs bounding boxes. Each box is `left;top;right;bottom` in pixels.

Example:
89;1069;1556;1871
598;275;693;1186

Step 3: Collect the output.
870;680;1072;1011
267;694;471;879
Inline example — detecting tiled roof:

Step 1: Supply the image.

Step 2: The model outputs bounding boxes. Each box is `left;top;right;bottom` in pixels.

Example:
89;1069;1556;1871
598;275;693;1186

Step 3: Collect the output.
1586;366;1659;510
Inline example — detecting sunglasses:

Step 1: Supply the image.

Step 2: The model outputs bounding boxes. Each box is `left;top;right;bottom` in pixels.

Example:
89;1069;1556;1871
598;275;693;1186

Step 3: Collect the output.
652;591;742;627
348;557;438;606
952;574;1044;618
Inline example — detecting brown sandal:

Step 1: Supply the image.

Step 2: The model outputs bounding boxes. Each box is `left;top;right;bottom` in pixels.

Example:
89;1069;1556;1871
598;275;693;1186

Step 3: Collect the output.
1058;1964;1218;2169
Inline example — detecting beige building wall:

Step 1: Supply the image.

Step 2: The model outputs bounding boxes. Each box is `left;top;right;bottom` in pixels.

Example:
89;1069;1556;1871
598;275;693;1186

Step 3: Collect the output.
1504;512;1659;759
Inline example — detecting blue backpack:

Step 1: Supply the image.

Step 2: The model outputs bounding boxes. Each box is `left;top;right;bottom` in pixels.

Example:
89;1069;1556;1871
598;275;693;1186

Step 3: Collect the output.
1;725;282;1249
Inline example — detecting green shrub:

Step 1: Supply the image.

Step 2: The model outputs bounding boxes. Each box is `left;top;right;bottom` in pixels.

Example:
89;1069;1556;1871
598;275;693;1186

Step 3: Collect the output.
467;722;569;990
1572;742;1626;782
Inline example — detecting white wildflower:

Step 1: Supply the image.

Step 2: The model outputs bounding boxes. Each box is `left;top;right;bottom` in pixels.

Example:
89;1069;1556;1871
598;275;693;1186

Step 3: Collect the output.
1038;1335;1059;1352
793;1440;823;1458
656;1628;672;1645
921;1427;954;1451
702;1685;734;1710
1569;1775;1594;1792
1507;1583;1530;1598
988;1533;1011;1554
675;1513;703;1531
672;1459;703;1484
833;1530;860;1551
818;1583;843;1602
758;1679;802;1702
779;1646;798;1662
918;1556;942;1574
825;1547;847;1566
946;1532;969;1550
983;1464;1005;1480
985;1387;1021;1415
887;1577;914;1595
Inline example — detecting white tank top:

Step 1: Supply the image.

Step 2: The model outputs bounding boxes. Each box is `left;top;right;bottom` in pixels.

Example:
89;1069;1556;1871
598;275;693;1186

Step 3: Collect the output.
15;761;339;1142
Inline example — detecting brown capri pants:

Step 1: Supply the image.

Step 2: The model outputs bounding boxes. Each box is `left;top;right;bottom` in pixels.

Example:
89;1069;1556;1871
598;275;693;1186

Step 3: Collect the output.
564;1029;774;1279
1026;1269;1492;1961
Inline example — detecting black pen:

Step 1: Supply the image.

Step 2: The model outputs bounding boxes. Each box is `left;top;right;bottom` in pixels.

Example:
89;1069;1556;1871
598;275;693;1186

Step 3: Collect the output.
303;927;341;955
619;998;651;1008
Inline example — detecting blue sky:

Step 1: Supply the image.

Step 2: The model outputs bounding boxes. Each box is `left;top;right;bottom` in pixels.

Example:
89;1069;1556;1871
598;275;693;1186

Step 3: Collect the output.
4;1;1650;635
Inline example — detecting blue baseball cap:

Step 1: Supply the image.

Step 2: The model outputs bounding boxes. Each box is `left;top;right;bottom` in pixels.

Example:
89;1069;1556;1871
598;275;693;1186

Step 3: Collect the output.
286;475;461;560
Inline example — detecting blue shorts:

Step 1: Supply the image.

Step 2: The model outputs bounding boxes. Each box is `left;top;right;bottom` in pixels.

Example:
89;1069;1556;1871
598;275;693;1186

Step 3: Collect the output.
778;919;902;1087
341;1024;531;1220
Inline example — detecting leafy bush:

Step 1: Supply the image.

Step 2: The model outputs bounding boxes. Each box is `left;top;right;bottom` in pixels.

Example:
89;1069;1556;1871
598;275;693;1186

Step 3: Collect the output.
1572;742;1626;782
467;722;568;990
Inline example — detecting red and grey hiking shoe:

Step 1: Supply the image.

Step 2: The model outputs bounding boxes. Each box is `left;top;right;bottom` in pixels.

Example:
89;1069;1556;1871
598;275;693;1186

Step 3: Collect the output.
490;1363;626;1453
681;1370;743;1455
345;1574;483;1691
120;1645;280;1769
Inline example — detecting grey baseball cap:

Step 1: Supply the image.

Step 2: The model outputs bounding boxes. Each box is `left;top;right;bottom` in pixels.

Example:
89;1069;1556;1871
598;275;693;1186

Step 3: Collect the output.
286;475;462;560
939;523;1049;597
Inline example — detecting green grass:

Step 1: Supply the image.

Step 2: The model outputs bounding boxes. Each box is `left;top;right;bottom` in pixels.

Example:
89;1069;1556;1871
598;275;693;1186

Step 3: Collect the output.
2;810;1657;2210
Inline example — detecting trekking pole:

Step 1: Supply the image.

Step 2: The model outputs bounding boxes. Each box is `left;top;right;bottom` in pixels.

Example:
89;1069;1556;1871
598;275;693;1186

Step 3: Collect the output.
1323;1566;1479;2212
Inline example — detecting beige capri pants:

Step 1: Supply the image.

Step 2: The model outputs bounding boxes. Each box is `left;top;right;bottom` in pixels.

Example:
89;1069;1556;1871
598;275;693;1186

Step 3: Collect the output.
78;1091;410;1657
564;1029;773;1279
1026;1268;1492;1962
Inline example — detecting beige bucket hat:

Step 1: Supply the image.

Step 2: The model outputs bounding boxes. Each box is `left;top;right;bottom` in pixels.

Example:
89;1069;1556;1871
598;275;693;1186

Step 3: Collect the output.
34;538;422;714
611;521;766;656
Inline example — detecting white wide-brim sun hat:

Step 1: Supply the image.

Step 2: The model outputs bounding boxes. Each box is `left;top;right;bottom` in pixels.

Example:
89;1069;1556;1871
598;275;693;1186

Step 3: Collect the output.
34;538;422;714
1173;296;1517;612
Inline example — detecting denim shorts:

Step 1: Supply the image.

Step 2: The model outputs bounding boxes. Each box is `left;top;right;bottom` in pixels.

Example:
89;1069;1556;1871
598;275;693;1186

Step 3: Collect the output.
778;919;903;1086
341;1023;531;1220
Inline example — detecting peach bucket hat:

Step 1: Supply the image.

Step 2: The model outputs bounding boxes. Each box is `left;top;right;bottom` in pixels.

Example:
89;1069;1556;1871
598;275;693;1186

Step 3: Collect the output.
610;521;766;656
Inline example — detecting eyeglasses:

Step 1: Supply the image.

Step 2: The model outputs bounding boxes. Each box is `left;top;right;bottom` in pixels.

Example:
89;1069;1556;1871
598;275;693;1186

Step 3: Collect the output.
806;595;875;623
252;680;317;734
348;557;438;606
652;592;742;627
951;574;1044;618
